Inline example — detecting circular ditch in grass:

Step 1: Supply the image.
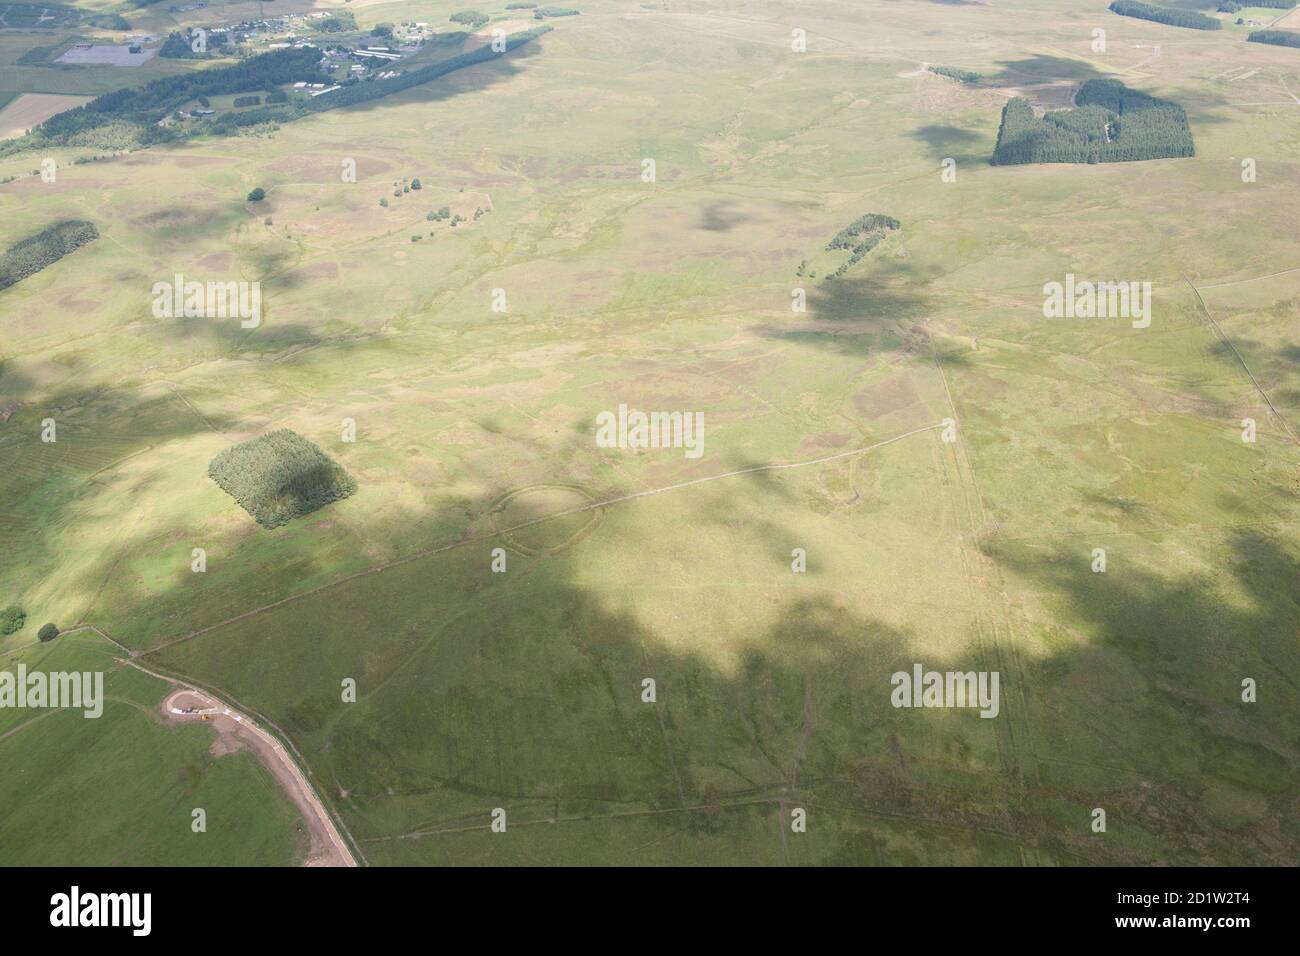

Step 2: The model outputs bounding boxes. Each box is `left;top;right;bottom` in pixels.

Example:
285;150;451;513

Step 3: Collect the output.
491;484;602;555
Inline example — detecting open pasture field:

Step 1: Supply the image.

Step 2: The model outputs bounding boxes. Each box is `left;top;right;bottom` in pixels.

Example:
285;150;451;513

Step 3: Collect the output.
0;632;303;865
0;4;82;30
0;0;1297;865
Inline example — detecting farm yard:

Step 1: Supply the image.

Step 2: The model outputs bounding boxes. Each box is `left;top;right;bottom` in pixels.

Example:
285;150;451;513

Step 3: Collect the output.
0;0;1297;867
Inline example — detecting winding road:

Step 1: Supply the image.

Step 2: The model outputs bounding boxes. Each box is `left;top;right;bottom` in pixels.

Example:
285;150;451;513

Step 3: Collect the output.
155;679;357;867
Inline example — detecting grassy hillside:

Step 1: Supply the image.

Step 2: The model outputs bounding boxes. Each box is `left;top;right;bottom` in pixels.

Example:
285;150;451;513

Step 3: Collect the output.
1;0;1297;865
0;633;302;865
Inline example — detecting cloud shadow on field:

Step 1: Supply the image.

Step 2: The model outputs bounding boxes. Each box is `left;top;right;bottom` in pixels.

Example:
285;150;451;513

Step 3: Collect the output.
11;331;1298;866
757;276;934;358
981;527;1300;747
975;55;1234;130
130;206;242;254
0;383;244;622
1208;337;1300;411
0;355;35;404
152;313;371;362
694;200;751;232
910;124;985;163
805;276;932;323
126;456;1027;864
0;308;410;634
128;460;1300;866
984;56;1104;88
978;527;1298;848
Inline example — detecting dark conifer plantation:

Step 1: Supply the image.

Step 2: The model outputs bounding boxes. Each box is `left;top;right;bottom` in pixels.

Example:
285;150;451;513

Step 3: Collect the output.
992;80;1194;166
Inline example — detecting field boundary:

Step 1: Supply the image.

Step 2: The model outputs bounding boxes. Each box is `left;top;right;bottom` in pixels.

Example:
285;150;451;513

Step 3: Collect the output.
1183;273;1300;447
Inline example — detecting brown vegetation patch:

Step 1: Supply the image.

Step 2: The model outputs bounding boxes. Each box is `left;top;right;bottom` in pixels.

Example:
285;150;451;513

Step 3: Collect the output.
853;374;923;420
197;251;234;270
801;431;853;451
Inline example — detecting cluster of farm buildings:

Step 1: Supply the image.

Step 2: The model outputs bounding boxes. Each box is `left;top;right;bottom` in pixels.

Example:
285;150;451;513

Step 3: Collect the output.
192;13;434;80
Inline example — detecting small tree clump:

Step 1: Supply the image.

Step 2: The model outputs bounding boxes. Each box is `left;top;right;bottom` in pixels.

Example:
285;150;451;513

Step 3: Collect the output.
0;606;25;635
208;429;357;528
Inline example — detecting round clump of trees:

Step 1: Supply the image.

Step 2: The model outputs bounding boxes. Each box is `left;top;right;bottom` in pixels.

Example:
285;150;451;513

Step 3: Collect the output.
0;605;25;635
37;623;59;642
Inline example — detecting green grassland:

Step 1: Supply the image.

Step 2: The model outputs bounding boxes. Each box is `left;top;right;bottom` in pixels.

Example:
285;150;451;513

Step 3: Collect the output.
1;0;1298;865
0;632;303;865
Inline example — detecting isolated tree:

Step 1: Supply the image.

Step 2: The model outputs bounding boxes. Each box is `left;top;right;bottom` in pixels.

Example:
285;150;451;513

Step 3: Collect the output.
247;187;266;202
37;623;59;642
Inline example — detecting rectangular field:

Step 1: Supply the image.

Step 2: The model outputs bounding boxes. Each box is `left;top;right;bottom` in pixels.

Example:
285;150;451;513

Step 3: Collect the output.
0;91;88;138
